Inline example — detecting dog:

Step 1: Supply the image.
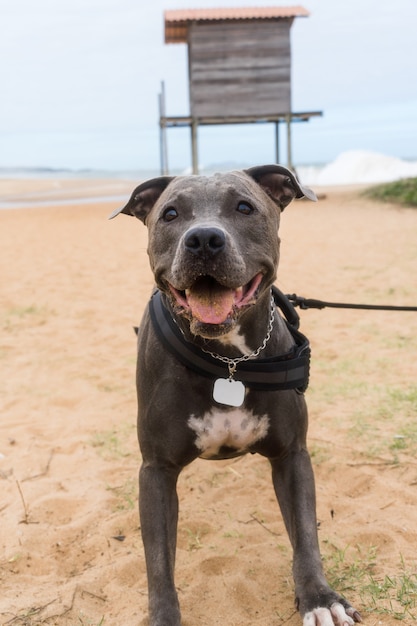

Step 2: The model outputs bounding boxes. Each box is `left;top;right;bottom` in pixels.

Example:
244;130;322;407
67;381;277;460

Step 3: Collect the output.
109;165;361;626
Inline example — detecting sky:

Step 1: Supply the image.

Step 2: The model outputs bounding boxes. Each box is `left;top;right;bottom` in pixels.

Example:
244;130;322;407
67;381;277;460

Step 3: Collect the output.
1;0;417;173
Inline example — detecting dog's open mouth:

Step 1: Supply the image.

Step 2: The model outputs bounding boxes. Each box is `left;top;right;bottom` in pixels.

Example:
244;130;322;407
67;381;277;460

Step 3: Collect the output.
168;273;263;325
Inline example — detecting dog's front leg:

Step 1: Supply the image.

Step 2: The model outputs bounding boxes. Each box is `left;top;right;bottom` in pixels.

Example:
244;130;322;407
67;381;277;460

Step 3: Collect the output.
270;449;361;625
139;463;182;626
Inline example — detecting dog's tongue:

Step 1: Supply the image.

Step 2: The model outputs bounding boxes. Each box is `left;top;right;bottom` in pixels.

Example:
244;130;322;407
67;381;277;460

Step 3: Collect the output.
186;282;237;324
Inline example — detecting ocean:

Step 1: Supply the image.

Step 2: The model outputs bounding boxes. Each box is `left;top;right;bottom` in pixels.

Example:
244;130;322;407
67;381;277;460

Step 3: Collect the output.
1;150;417;209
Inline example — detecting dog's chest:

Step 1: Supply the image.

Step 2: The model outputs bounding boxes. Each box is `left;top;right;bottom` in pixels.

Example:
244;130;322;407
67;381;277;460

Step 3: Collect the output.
188;407;269;459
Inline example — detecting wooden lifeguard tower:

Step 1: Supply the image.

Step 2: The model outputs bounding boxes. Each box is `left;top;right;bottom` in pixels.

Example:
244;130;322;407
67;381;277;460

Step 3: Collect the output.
160;5;322;174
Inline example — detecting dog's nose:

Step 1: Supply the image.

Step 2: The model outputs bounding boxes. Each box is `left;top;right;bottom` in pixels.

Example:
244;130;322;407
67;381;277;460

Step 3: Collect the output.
184;227;226;257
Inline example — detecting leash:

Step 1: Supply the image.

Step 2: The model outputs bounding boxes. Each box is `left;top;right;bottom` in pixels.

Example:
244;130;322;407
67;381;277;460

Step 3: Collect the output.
286;294;417;313
141;287;416;397
148;289;310;392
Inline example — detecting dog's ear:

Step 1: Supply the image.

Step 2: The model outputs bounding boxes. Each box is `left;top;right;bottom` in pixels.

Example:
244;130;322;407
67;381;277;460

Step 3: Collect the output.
245;165;317;210
108;176;175;222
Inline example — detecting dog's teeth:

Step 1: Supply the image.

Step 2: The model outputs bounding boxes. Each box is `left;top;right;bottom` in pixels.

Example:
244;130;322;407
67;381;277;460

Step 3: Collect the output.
234;287;243;302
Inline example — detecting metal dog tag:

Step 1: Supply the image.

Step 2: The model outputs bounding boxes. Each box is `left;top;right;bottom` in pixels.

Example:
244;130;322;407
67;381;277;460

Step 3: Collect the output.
213;378;245;407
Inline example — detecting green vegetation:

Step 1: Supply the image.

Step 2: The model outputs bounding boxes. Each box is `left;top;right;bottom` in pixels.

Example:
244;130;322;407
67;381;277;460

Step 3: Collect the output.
363;177;417;207
2;304;55;331
106;477;137;511
324;544;417;621
90;424;135;459
346;383;417;462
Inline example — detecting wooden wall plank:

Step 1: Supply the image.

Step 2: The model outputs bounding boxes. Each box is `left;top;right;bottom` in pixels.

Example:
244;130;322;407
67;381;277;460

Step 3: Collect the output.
189;20;292;117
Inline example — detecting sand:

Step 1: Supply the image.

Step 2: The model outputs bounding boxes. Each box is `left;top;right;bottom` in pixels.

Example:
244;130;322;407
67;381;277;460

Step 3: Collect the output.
1;178;416;625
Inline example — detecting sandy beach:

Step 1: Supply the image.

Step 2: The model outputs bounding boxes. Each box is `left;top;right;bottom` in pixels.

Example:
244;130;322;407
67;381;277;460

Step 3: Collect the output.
1;177;417;625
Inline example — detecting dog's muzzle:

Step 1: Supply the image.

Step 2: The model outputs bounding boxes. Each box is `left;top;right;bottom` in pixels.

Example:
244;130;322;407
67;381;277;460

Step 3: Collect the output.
168;273;263;326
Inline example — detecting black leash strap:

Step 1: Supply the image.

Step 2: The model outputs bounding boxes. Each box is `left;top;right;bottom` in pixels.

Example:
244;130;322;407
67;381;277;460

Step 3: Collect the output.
287;294;417;312
149;289;310;392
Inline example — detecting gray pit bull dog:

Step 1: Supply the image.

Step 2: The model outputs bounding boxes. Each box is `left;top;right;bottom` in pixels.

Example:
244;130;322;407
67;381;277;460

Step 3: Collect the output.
110;165;362;626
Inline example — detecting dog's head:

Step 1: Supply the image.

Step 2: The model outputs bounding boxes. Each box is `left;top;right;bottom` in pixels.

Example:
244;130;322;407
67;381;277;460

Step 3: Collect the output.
110;165;316;338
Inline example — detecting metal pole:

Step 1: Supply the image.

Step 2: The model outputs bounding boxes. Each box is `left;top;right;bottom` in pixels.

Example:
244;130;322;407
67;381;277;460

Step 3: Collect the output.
286;114;293;171
191;119;198;174
274;121;280;164
159;81;169;175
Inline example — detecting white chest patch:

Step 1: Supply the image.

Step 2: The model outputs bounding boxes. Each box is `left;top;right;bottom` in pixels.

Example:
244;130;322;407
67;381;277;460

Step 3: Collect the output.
216;324;252;355
188;408;269;459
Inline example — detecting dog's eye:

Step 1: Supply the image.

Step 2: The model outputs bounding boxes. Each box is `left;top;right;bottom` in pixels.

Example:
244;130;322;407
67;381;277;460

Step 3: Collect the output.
236;202;254;215
162;207;178;222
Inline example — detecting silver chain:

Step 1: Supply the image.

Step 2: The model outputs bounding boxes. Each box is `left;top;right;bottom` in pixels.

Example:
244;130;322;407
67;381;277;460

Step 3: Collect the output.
201;292;275;379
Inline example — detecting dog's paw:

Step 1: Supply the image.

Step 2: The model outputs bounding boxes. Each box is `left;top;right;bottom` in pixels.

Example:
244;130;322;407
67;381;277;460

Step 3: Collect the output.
303;602;362;626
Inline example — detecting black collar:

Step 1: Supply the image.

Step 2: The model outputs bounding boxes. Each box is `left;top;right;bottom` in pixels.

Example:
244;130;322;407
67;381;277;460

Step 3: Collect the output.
148;287;310;392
